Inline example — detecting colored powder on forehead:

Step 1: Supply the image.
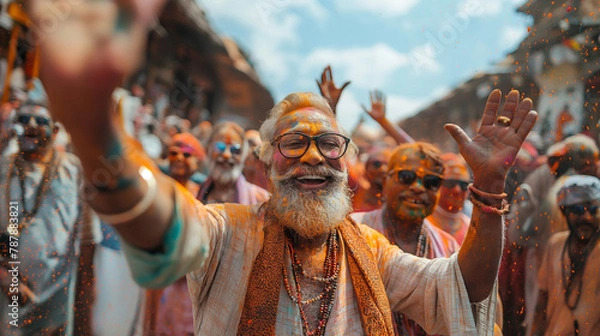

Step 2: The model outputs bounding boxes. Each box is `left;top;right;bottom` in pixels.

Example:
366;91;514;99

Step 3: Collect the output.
277;108;337;135
389;143;444;173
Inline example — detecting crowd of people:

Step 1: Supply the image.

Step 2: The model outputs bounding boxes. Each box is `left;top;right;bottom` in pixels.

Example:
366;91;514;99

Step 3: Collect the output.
0;1;598;336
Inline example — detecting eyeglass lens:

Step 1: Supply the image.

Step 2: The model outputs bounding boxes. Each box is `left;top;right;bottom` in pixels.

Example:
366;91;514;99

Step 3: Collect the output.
17;114;51;126
565;205;599;216
277;133;348;159
215;141;242;155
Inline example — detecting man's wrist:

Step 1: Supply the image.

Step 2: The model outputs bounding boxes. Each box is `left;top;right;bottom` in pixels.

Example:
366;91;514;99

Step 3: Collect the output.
472;177;506;194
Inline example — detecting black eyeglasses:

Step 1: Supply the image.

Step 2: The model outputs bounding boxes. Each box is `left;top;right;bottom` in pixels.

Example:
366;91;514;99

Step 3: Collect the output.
562;204;599;216
442;179;469;191
271;132;350;160
169;150;192;159
391;170;444;191
16;114;51;126
214;141;242;156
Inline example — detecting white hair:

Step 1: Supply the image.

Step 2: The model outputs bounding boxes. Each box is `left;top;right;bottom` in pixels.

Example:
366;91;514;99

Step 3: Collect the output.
258;92;357;166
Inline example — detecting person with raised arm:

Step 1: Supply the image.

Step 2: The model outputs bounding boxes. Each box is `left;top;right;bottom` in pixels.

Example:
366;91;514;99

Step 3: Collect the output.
27;0;537;334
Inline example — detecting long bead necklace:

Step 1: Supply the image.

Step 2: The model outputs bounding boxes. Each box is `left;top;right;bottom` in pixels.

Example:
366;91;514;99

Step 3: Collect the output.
4;151;57;231
383;212;429;336
561;231;600;334
383;212;429;257
282;230;339;336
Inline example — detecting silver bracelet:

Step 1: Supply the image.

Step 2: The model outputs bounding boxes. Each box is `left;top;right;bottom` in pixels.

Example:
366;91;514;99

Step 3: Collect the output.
95;166;158;224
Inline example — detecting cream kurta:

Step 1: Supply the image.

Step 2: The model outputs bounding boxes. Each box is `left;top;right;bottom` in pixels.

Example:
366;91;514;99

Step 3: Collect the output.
537;231;600;336
122;188;496;335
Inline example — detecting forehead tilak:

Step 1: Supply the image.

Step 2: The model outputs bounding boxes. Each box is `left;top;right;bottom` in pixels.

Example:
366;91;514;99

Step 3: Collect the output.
276;108;337;135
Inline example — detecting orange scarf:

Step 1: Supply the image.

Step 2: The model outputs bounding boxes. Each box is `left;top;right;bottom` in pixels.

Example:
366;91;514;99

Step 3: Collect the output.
237;213;394;335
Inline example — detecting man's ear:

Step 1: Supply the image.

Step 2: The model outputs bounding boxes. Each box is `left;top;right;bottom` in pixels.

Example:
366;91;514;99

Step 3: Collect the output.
53;124;60;135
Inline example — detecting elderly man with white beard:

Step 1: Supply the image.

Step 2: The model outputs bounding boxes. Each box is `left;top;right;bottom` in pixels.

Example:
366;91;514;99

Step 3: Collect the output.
197;121;269;205
28;0;538;335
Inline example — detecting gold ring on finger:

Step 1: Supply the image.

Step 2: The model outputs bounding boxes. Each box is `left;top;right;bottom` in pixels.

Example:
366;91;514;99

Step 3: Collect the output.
496;116;511;127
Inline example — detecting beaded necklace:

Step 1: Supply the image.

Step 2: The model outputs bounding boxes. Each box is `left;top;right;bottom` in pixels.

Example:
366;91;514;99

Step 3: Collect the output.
561;230;600;334
282;230;340;336
383;211;429;336
4;150;57;234
383;211;429;257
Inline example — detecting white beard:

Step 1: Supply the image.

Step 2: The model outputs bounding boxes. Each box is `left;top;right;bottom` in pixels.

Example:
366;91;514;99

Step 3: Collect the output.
269;165;353;239
209;160;243;185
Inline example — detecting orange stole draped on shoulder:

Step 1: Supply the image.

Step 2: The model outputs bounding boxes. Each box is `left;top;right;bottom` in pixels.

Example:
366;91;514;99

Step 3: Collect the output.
237;213;394;335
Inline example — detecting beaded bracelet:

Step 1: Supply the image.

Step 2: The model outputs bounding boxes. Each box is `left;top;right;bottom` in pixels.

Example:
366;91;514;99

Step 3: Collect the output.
95;166;158;224
468;193;510;216
468;184;508;200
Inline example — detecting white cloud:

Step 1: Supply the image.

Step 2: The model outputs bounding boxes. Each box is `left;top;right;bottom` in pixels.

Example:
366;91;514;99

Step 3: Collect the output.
334;0;420;17
499;26;527;49
301;43;412;90
201;0;327;84
407;43;443;74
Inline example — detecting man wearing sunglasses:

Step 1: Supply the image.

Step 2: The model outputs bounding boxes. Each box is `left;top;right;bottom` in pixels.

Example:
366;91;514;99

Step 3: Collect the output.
0;101;101;335
197;121;269;205
508;134;599;335
531;175;600;336
351;142;460;335
425;152;472;246
30;0;538;334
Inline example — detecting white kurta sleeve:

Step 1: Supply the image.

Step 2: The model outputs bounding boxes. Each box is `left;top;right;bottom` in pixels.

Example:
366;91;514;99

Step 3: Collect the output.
361;224;497;336
120;185;228;289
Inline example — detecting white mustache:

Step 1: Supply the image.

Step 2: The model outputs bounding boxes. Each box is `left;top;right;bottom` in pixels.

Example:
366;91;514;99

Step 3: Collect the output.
274;165;346;183
216;157;237;165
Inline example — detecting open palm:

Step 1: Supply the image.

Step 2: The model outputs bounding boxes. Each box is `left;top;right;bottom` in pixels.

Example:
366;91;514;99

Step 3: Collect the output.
361;90;386;122
445;90;537;193
316;65;350;113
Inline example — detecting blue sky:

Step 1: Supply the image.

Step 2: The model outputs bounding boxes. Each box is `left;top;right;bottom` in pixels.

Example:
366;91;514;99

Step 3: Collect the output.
200;0;532;131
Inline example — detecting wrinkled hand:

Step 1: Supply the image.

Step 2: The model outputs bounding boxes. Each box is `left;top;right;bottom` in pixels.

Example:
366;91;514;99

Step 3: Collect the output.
316;65;350;113
445;90;537;193
361;90;386;122
26;0;167;130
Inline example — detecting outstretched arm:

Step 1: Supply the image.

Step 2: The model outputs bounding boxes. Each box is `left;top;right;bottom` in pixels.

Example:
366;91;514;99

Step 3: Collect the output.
446;89;537;302
362;90;414;144
27;0;175;251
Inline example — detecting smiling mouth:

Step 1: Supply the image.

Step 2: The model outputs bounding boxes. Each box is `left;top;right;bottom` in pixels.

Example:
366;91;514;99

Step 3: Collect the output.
401;198;427;206
216;161;235;168
293;175;331;189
